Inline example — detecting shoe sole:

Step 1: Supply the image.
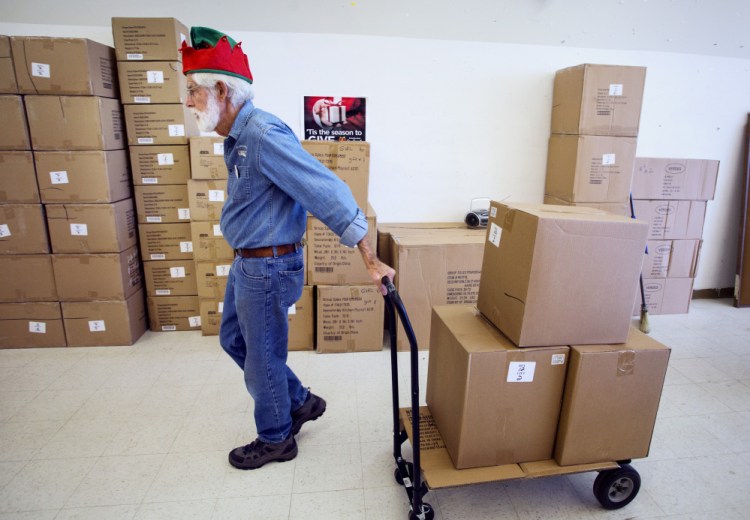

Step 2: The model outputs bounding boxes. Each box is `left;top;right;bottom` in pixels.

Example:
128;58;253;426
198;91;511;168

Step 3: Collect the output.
228;445;298;470
292;403;327;435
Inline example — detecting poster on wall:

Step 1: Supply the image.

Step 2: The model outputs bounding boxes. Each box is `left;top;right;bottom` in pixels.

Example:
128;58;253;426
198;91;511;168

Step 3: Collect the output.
303;96;366;141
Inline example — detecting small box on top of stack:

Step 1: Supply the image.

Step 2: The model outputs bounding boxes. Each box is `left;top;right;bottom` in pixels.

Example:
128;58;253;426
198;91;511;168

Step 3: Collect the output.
112;17;202;333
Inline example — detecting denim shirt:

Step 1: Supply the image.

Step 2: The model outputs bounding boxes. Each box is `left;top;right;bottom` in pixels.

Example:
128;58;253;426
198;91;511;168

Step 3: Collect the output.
220;100;368;249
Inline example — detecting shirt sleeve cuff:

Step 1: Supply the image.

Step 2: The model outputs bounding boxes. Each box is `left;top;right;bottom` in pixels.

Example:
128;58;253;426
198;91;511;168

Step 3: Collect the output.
339;208;368;247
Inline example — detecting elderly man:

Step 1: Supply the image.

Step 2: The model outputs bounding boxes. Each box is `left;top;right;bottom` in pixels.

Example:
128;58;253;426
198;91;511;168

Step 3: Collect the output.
180;27;395;470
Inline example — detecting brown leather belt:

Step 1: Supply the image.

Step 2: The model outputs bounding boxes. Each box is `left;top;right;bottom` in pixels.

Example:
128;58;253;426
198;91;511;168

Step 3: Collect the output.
234;243;302;258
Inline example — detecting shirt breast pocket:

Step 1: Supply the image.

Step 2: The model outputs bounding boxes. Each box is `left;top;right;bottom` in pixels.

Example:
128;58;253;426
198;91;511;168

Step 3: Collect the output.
229;166;254;200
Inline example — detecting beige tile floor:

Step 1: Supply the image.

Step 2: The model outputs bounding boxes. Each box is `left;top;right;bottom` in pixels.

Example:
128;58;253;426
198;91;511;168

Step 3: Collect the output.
0;298;748;519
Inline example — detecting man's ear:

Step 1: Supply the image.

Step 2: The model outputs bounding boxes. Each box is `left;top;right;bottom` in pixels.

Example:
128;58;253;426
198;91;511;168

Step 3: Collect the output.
215;80;229;102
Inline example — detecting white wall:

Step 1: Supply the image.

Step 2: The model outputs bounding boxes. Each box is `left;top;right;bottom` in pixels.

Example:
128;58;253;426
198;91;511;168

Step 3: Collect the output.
2;22;749;291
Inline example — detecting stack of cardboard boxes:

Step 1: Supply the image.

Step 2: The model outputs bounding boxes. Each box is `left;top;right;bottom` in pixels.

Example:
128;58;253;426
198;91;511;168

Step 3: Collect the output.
0;35;147;348
631;157;719;314
112;17;203;332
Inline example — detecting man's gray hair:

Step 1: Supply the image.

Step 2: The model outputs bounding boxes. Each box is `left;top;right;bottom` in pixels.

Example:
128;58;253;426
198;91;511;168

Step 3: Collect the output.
190;72;255;108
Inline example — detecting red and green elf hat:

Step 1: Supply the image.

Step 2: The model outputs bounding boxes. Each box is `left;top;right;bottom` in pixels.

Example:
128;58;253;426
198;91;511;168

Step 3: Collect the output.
180;26;253;84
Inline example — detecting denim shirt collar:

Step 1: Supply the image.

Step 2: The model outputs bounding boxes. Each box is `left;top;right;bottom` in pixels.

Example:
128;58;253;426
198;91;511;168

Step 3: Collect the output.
227;100;257;141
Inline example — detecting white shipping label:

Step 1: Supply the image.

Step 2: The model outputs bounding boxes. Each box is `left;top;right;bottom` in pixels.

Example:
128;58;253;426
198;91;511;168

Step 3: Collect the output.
127;53;144;60
488;223;501;248
150;253;166;260
212;224;223;236
216;264;231;277
188;316;201;327
218;302;224;313
208;190;225;202
551;354;566;365
213;142;224;155
157;153;174;165
288;304;297;315
69;223;88;236
507;361;536;383
168;125;185;137
180;241;193;253
146;216;163;223
155;289;171;295
162;325;177;331
49;171;69;184
138;138;154;144
133;96;151;103
490;206;498;218
170;267;186;278
31;62;51;78
602;153;616;166
177;208;191;220
29;321;47;334
88;320;106;332
146;70;164;83
142;178;158;184
609;83;624;96
0;224;10;238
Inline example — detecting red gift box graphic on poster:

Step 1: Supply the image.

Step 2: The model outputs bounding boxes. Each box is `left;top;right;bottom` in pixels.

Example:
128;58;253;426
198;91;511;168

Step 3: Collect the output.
304;96;366;141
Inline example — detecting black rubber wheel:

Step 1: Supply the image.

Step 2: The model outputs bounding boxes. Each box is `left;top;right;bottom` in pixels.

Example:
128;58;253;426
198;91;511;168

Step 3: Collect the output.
395;462;414;485
408;502;434;520
593;464;641;510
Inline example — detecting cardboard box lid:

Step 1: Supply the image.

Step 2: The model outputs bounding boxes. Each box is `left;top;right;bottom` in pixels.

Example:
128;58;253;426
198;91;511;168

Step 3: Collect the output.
0;301;61;320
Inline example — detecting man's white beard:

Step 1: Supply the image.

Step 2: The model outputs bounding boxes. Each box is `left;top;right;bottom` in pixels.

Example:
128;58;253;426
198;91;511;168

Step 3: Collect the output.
193;92;221;133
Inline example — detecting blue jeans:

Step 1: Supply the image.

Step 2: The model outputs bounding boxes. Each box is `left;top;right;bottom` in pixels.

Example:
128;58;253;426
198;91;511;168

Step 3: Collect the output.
219;248;308;443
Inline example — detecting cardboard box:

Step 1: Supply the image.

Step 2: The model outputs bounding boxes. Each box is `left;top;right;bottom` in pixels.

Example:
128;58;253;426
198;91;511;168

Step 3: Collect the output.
61;289;147;347
34;150;130;204
377;222;467;267
46;199;136;254
0;95;30;150
25;95;125;151
134;184;191;224
0;204;49;254
545;134;637;204
642;240;701;279
632;199;707;240
112;17;189;62
52;246;142;301
555;328;670;465
307;206;376;285
426;305;569;468
147;295;201;332
117;61;185;104
301;141;370;210
189;136;227;179
0;36;18;94
542;195;629;217
138;222;193;260
199;298;222;336
632;157;719;201
187;179;227;221
316;284;384;353
551;63;646;137
0;151;39;203
289;286;314;351
477;202;648;347
143;259;197;297
637;277;694;315
190;221;233;261
129;145;191;185
195;259;231;299
0;254;57;302
390;228;486;350
124;104;199;146
10;37;117;97
0;302;66;348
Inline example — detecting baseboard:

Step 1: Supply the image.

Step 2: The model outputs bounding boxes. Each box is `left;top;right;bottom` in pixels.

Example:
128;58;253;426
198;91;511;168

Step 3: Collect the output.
692;287;734;299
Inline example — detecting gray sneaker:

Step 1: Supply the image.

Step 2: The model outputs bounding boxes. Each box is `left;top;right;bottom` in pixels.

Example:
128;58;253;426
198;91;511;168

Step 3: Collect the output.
228;435;297;470
292;392;327;435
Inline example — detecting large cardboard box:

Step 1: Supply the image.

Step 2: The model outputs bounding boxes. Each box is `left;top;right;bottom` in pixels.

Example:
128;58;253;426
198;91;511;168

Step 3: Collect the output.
632;199;707;240
0;95;30;150
195;259;231;299
0;152;39;203
0;204;49;254
138;222;193;260
316;284;384;353
61;289;147;347
117;61;185;104
632;157;719;201
147;295;201;332
477;202;648;347
187;179;227;221
199;298;222;336
112;17;189;62
301;141;370;210
0;254;57;302
52;247;142;301
129;145;191;185
377;222;467;267
10;37;117;98
124;104;199;146
134;184;191;224
190;221;233;261
46;199;137;253
555;328;670;465
426;305;569;468
189;136;227;179
642;239;701;279
33;150;131;203
551;63;646;137
307;206;376;285
289;286;314;351
542;195;629;218
0;302;66;348
637;277;694;315
390;228;486;350
0;36;18;94
25;95;125;151
545;134;637;204
143;259;197;297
